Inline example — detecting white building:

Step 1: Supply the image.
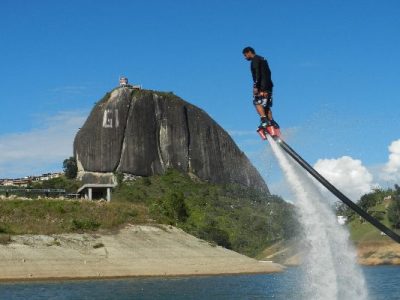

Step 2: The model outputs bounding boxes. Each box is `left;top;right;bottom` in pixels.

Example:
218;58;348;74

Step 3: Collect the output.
2;180;14;186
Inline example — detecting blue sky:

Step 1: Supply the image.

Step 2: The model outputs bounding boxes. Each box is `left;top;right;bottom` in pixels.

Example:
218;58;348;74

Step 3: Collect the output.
1;0;399;198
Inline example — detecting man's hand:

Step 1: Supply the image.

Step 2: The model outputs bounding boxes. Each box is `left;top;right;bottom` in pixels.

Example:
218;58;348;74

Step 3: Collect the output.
259;91;268;98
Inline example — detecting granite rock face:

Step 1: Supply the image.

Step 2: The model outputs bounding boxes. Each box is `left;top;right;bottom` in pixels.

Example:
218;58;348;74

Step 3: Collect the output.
74;89;269;192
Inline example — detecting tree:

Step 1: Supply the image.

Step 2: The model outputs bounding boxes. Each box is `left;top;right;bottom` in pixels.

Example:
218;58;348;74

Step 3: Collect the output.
357;189;391;212
388;184;400;228
395;184;400;194
164;191;188;224
388;194;400;229
63;157;78;179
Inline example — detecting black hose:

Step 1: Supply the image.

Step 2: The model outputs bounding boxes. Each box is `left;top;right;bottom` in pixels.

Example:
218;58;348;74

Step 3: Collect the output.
274;137;400;244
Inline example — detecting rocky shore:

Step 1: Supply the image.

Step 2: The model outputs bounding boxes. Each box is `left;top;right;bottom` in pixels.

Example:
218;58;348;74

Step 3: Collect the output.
356;241;400;265
259;239;400;266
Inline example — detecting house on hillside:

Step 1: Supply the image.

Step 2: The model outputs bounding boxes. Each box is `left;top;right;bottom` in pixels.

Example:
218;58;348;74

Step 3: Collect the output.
13;179;30;187
2;180;15;186
39;172;62;181
0;178;30;187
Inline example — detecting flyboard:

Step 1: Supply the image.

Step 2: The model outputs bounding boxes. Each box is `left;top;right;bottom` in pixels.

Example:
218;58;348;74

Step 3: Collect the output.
257;125;400;244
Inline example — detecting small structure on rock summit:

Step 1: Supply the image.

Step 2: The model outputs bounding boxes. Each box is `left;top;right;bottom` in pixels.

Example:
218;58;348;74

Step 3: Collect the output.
119;76;142;90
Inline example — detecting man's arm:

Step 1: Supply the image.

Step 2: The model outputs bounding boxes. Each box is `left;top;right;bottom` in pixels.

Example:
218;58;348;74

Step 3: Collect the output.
251;57;262;96
259;59;269;92
252;57;261;89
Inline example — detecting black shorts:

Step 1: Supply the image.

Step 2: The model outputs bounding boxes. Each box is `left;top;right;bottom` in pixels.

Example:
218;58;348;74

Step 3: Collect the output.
253;91;273;108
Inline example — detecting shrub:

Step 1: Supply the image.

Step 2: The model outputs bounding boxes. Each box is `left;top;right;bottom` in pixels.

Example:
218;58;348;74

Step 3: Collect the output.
93;242;105;249
150;191;188;225
142;177;151;186
0;234;11;245
164;191;188;223
70;219;101;231
0;225;11;234
388;198;400;228
370;210;385;221
197;226;231;249
115;172;124;185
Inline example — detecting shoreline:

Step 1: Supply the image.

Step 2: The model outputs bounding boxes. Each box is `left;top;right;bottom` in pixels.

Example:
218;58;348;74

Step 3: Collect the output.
0;225;282;282
0;270;282;284
259;239;400;267
2;265;399;284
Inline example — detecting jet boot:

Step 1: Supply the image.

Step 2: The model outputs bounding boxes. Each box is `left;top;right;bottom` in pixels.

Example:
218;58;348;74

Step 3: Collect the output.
257;117;281;140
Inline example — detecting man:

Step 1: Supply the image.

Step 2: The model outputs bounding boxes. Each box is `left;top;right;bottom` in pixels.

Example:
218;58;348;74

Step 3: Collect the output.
243;46;279;129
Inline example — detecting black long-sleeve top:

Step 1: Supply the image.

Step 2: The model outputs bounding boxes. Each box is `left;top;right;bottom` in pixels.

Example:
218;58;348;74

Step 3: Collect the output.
251;55;273;92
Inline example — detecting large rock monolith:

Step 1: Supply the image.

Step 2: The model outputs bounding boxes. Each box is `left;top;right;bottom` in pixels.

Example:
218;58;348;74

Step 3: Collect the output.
74;89;269;193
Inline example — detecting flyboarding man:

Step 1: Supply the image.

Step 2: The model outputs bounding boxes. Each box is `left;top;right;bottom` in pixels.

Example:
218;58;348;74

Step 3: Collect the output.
242;46;280;136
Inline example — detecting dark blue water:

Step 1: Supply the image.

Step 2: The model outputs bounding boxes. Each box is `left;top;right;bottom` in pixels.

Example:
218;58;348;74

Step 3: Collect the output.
0;266;399;300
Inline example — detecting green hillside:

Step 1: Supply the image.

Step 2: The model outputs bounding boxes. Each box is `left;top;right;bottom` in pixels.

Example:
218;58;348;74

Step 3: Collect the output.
0;170;299;257
113;169;299;257
337;187;400;243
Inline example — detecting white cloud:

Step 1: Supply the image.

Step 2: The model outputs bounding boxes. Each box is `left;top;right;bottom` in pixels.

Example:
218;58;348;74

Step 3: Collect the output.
381;139;400;182
314;156;374;201
0;111;86;178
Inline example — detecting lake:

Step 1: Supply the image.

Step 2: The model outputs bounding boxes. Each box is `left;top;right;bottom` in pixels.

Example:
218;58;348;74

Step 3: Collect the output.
0;266;399;300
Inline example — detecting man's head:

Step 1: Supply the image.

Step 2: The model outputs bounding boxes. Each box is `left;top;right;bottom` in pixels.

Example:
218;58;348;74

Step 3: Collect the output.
242;46;255;61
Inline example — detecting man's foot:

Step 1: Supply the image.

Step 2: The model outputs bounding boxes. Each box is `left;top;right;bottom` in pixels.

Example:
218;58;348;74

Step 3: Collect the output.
260;116;270;128
271;120;280;129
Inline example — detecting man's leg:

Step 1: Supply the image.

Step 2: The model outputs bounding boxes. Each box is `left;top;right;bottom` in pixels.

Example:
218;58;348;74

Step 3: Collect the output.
266;107;273;121
255;104;266;117
255;104;270;128
267;108;279;129
255;104;278;129
253;93;270;127
264;92;279;128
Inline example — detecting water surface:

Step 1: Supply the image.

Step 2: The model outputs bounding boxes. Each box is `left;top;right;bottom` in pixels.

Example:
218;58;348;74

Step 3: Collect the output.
1;266;399;300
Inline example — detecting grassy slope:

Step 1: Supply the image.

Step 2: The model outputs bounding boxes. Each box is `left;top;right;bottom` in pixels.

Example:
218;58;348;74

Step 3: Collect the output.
348;200;400;243
0;200;148;235
113;170;299;257
0;171;298;257
257;190;400;263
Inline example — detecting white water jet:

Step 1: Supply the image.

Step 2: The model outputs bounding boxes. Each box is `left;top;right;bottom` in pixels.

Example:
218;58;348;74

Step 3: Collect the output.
267;136;368;300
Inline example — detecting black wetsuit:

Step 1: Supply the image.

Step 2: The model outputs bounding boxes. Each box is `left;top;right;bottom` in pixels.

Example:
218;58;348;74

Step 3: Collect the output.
251;55;273;93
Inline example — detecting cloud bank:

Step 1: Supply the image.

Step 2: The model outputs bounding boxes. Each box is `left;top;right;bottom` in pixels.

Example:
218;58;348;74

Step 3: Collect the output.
314;156;374;201
381;139;400;182
0;111;86;178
